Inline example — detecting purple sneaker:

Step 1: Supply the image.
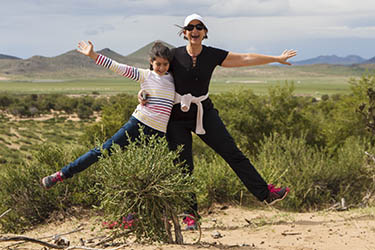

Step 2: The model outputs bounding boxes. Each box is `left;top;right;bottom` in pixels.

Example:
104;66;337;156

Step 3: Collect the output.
265;184;290;205
41;171;65;189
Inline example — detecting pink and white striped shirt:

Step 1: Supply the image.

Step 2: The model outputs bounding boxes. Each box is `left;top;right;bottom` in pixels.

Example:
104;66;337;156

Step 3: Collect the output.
96;54;175;133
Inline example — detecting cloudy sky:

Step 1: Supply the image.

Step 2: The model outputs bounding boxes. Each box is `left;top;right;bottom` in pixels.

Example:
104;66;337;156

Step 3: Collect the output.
1;0;374;60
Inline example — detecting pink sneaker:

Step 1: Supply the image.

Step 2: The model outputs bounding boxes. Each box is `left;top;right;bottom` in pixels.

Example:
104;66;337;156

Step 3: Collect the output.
102;213;135;230
121;213;135;229
183;214;198;230
41;171;65;189
265;184;290;205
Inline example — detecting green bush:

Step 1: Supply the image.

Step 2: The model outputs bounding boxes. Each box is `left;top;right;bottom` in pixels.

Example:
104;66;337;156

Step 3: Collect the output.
92;132;194;243
77;103;93;119
331;137;375;205
0;143;99;232
193;154;250;208
81;93;137;145
254;133;375;210
255;133;331;210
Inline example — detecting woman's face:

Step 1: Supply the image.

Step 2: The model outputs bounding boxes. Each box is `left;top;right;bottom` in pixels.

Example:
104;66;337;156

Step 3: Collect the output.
184;20;207;45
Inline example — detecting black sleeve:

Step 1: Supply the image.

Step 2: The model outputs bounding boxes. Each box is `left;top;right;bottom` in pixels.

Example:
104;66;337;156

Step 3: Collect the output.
168;48;177;73
207;46;229;66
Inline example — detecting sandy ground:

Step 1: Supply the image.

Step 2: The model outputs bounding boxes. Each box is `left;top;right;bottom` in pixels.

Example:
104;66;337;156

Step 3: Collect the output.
1;204;375;250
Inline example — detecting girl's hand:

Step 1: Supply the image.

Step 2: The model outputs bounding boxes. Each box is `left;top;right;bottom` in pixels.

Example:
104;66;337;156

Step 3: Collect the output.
77;40;97;60
277;49;297;65
138;89;149;106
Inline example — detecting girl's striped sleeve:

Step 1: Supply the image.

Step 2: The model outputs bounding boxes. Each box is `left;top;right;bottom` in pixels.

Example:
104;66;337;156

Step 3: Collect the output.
95;54;148;83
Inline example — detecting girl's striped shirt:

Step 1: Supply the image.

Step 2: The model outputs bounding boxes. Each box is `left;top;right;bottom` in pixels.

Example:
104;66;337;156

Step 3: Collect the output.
96;54;175;133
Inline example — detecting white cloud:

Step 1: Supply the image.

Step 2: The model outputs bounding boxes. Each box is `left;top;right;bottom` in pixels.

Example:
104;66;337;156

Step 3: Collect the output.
289;0;375;15
0;0;375;59
207;0;290;17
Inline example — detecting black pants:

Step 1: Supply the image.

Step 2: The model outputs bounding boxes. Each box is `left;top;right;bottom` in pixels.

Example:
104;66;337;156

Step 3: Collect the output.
167;108;269;212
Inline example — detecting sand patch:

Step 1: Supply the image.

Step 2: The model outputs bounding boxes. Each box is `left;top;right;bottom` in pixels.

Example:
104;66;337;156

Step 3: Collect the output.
1;205;374;250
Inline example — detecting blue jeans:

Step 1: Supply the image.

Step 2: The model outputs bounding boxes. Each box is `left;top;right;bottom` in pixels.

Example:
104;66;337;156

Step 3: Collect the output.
61;116;164;178
167;108;268;212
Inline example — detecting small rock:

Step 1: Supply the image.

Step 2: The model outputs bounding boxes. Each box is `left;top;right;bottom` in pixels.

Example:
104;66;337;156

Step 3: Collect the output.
211;231;223;239
53;236;70;247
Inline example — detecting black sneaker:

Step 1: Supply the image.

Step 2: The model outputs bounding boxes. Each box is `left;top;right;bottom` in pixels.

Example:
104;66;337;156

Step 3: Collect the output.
265;184;290;205
41;171;65;189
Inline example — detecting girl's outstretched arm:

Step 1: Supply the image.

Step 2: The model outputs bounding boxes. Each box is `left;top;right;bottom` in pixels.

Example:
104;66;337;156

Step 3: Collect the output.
77;40;98;61
77;40;148;83
221;49;297;68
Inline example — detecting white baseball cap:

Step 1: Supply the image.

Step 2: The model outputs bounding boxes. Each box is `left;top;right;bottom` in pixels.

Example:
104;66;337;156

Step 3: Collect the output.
184;13;207;28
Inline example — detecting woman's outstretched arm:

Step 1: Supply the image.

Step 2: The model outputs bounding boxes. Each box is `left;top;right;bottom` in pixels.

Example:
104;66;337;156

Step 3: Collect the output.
221;49;297;68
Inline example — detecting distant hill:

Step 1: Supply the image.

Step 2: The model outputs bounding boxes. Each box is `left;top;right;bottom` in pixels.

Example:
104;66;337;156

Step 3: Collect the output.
0;54;21;60
362;56;375;64
294;55;366;65
0;40;176;78
0;44;157;78
0;41;374;79
127;40;175;59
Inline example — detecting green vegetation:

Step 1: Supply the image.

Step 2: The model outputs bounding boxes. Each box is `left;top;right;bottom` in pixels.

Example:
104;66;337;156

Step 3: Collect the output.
0;78;141;95
93;133;194;242
0;76;354;96
0;143;99;232
1;74;375;237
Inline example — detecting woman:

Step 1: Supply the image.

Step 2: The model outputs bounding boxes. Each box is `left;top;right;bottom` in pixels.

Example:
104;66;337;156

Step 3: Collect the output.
141;13;297;229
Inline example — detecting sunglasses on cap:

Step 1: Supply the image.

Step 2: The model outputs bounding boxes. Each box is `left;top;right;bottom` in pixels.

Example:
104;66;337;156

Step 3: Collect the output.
184;23;205;31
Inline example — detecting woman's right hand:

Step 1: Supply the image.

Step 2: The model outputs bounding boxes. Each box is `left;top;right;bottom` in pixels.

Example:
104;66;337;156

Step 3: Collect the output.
77;40;98;60
138;89;149;106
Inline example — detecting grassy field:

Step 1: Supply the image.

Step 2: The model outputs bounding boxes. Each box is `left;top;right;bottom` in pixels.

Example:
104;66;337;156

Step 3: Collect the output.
210;76;352;96
0;115;92;167
0;75;355;96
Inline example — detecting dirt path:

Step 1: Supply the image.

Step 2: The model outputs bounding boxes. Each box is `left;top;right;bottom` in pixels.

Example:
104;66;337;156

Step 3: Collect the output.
1;205;375;250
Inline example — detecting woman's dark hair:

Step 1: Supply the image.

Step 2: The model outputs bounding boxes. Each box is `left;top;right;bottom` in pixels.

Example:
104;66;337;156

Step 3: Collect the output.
149;42;173;70
176;23;208;40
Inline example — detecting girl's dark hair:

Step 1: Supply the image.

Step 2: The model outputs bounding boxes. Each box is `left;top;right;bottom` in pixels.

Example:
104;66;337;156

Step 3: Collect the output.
149;42;173;70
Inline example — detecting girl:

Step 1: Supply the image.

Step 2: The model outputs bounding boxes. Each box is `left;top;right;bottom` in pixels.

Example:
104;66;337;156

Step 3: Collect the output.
41;41;174;189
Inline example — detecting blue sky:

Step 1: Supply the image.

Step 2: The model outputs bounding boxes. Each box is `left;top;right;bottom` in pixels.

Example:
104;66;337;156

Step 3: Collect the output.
1;0;374;60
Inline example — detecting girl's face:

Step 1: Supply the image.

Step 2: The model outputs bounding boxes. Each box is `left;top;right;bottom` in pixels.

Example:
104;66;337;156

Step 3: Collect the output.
150;56;170;76
183;20;206;45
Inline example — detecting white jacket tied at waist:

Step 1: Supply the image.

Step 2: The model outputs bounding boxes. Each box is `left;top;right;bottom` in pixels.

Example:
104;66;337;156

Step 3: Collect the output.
174;93;209;135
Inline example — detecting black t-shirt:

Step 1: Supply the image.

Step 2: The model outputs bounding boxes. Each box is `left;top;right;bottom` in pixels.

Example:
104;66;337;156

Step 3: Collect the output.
169;45;228;121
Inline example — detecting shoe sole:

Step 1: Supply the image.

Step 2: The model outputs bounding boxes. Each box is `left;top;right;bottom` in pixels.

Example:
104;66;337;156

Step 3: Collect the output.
265;188;290;206
41;177;53;190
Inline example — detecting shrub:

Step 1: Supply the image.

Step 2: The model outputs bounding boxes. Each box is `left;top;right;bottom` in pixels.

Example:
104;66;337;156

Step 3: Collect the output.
255;133;330;210
81;93;137;145
193;154;251;208
92;132;194;243
254;133;375;211
0;143;99;232
0;94;13;107
77;103;93;119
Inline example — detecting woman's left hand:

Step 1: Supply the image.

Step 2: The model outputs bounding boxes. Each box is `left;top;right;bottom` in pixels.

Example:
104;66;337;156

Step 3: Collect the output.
278;49;297;65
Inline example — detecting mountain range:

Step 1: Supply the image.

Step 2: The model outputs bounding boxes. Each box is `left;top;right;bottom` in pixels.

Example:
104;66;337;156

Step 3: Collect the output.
291;55;374;65
0;54;21;60
0;41;374;79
